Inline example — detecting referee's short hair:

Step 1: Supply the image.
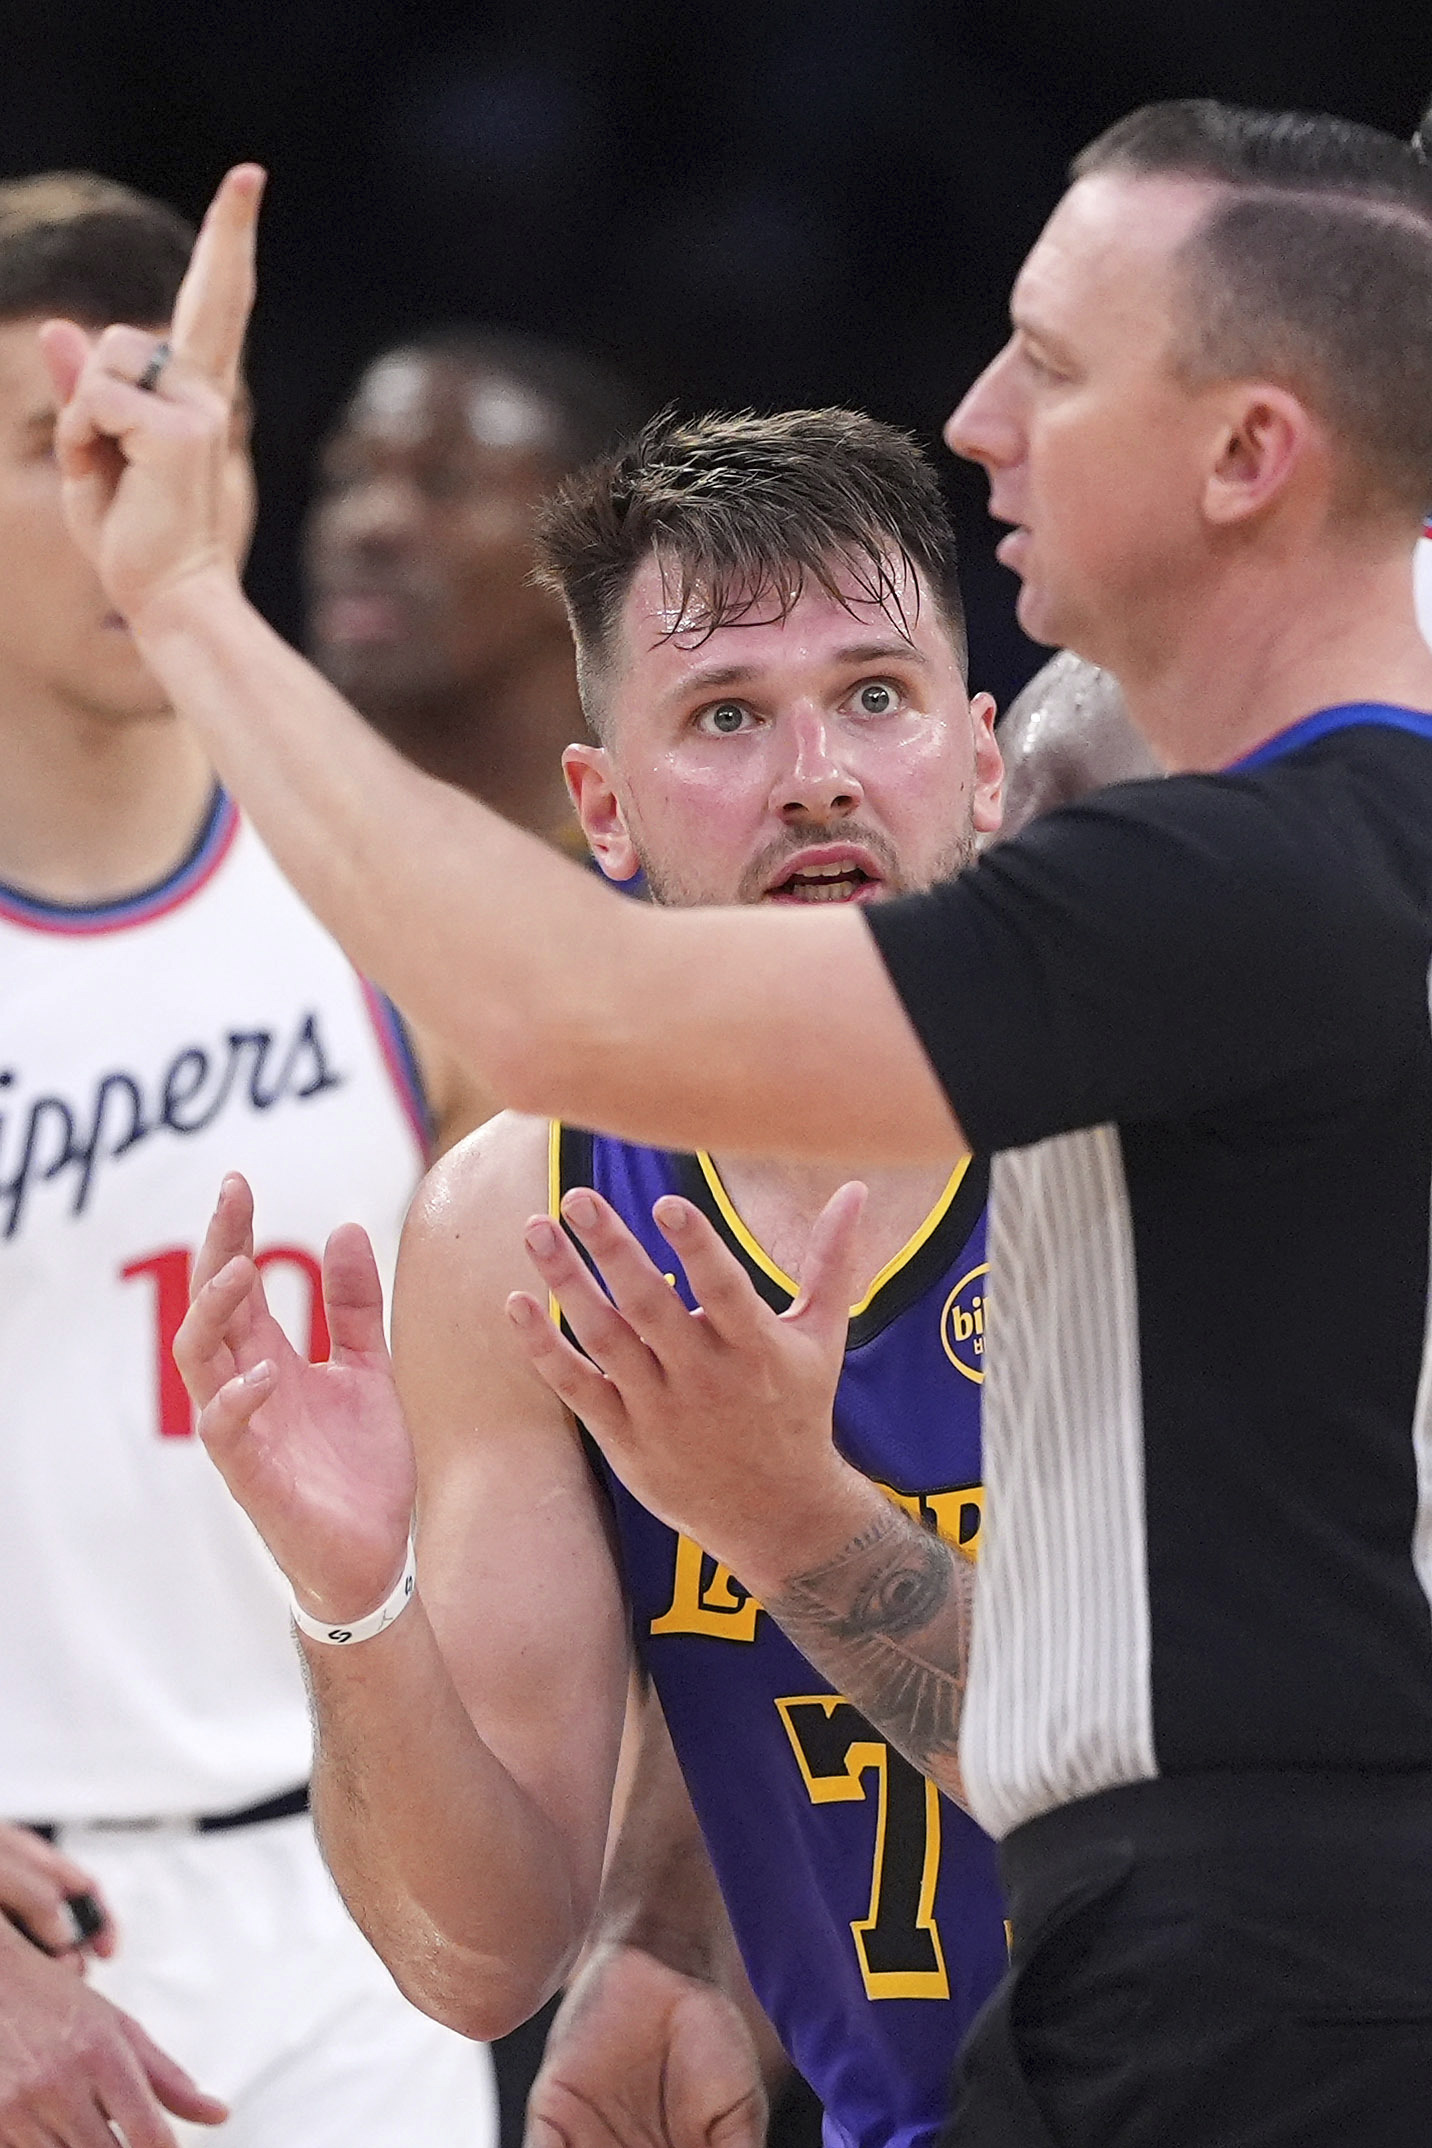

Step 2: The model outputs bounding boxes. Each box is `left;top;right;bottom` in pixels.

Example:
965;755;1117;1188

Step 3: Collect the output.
0;172;193;330
534;407;968;739
1074;100;1432;521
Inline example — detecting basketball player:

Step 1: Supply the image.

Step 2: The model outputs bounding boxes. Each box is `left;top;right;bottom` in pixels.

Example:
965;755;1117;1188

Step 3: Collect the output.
306;329;640;839
176;409;1009;2148
0;175;496;2147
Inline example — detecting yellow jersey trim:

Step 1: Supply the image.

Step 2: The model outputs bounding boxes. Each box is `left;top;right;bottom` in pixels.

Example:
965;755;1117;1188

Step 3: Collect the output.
692;1152;971;1319
546;1120;563;1327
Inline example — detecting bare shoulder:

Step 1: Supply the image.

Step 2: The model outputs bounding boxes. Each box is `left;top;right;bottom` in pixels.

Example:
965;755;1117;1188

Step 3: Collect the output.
393;1109;570;1480
997;651;1158;837
401;1109;552;1316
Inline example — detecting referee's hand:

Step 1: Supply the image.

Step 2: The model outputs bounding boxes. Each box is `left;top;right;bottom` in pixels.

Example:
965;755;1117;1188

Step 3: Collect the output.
38;164;261;636
0;1914;227;2144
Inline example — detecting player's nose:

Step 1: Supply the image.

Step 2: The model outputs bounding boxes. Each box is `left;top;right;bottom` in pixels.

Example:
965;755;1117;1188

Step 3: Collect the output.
318;471;424;557
771;709;865;821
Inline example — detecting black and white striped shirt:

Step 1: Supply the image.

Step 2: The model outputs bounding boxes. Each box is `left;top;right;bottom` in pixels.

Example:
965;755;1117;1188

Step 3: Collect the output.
867;706;1432;1841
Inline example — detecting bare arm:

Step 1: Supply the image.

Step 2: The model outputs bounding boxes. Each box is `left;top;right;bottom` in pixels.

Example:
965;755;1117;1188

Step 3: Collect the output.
527;1685;778;2148
41;172;960;1170
174;1123;630;2039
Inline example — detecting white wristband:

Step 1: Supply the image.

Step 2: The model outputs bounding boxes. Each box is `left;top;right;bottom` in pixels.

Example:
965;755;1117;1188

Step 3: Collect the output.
291;1537;417;1646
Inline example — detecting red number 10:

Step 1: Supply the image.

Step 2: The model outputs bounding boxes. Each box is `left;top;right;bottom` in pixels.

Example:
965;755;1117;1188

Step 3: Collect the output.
121;1244;331;1439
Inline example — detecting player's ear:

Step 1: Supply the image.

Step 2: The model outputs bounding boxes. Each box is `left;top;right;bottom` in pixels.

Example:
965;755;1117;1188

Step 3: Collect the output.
970;691;1004;839
1202;383;1313;528
562;743;641;882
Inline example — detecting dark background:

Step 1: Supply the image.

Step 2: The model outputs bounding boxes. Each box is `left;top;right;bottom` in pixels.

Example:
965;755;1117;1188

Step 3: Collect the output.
4;0;1430;706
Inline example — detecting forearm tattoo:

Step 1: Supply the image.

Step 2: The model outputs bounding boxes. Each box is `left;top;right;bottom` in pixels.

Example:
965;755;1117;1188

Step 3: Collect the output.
764;1506;973;1807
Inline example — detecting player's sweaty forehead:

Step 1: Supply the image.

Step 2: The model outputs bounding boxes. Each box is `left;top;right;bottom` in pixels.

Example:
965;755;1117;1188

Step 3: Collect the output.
611;549;959;701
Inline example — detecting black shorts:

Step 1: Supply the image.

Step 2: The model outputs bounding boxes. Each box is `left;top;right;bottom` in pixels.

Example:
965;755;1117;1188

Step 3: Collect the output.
946;1768;1432;2148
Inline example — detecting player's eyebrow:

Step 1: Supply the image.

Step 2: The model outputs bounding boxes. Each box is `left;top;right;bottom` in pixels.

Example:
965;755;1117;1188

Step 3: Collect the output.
668;640;928;701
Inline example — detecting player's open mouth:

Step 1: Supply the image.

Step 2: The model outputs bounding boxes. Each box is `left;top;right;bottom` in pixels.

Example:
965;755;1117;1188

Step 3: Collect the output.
765;862;881;904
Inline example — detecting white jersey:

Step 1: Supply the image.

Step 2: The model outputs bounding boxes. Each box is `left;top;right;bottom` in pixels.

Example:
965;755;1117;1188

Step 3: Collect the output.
0;796;427;1820
1418;527;1432;648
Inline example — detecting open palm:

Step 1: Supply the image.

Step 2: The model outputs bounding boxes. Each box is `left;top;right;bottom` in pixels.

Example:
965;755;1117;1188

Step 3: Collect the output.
174;1173;415;1622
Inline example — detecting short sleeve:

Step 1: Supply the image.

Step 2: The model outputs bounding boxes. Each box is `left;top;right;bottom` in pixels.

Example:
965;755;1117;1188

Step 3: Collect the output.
864;772;1426;1155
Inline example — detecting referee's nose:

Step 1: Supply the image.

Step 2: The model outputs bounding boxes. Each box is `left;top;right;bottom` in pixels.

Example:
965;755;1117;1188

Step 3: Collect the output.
770;707;864;822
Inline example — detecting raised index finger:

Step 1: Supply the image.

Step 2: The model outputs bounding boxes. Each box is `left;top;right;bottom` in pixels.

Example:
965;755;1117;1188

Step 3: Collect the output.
170;164;265;395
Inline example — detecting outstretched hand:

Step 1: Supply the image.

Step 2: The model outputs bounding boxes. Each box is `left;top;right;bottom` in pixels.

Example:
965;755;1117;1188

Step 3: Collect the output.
174;1172;415;1626
506;1182;875;1598
39;164;262;627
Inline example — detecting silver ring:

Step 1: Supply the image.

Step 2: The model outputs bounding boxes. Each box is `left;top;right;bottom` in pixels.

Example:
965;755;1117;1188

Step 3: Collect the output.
135;338;171;394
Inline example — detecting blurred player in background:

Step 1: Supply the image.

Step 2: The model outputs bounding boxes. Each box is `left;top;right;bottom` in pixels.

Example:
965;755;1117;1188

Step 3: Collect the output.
178;410;1009;2148
305;325;645;2147
0;174;495;2147
306;329;641;845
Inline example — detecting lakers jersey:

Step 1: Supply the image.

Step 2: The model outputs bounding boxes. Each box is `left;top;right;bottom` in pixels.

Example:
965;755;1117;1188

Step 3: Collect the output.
0;794;427;1820
554;1127;1006;2148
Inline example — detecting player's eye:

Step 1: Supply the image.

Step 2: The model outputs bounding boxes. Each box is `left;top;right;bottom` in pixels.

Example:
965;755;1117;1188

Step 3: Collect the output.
852;680;900;716
697;701;756;735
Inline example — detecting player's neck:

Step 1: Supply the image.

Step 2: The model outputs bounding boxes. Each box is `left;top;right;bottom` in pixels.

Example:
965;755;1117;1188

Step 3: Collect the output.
705;1152;959;1301
0;685;217;905
362;642;585;846
1110;540;1432;773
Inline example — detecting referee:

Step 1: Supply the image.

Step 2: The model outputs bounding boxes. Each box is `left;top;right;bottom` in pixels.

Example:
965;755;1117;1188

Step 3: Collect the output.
871;102;1432;2145
39;89;1432;2148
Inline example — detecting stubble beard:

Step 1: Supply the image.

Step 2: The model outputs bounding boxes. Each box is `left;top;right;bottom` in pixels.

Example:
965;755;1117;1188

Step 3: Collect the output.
632;815;978;909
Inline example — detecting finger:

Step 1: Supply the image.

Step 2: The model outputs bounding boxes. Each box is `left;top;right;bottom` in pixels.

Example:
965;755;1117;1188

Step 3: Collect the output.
56;361;223;467
45;2090;129;2148
172;1255;260;1409
190;1174;255;1297
320;1226;391;1366
0;1829;103;1908
35;317;93;405
90;323;171;391
522;1214;663;1386
786;1181;867;1341
118;2008;229;2127
170;164;264;395
648;1197;772;1343
557;1190;695;1349
194;1362;277;1472
505;1293;628;1439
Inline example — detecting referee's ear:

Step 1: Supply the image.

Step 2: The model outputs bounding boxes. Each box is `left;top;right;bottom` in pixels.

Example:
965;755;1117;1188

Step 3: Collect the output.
1201;383;1317;531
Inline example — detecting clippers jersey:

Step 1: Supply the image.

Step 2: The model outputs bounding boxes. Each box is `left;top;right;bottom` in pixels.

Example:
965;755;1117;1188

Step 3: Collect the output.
554;1127;1006;2148
0;794;427;1821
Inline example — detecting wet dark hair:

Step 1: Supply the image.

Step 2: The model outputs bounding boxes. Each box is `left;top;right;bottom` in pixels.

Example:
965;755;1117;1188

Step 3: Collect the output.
0;171;193;328
1074;99;1432;517
533;406;967;734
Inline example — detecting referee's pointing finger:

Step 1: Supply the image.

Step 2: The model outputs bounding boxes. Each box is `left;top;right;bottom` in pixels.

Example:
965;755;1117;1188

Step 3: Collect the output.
169;164;265;396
